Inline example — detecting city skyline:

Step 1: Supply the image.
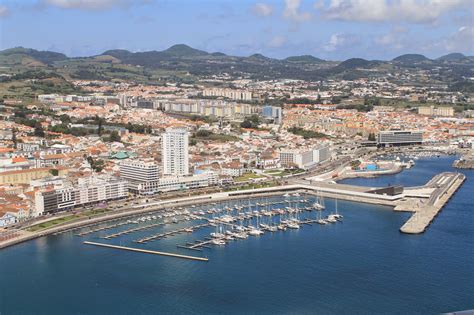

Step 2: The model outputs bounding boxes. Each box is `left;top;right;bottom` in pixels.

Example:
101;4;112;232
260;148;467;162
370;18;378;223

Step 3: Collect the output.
0;1;473;313
0;0;472;60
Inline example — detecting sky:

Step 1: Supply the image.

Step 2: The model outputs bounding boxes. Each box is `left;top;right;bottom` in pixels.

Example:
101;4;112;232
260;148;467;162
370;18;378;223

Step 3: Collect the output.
0;0;472;60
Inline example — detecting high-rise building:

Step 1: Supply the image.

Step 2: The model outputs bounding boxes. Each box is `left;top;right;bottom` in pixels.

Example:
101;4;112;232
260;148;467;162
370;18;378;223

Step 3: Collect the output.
162;127;189;176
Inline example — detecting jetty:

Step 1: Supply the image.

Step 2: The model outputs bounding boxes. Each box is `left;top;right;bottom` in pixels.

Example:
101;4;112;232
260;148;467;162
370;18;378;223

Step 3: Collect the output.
400;173;465;234
75;221;131;236
134;224;209;244
83;241;208;261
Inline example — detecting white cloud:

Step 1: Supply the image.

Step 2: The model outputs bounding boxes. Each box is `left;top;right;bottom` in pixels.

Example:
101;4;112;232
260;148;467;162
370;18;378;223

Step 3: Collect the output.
269;35;287;47
284;0;312;22
324;33;359;51
443;26;474;52
251;3;273;17
42;0;147;10
0;5;9;17
319;0;470;24
374;27;408;50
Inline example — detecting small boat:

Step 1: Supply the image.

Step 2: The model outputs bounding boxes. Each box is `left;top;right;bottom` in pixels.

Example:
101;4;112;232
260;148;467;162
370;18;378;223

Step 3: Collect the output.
210;232;225;238
234;232;248;239
287;222;300;229
267;225;278;232
211;239;226;246
248;228;264;236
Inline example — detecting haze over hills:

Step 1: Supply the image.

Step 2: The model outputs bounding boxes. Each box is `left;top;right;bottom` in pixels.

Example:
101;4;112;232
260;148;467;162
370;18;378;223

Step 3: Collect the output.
0;44;473;94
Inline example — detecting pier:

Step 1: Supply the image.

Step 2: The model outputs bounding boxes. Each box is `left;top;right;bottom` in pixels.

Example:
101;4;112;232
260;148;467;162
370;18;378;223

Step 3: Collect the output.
83;241;208;261
75;221;131;236
102;222;165;239
135;223;209;244
400;173;465;234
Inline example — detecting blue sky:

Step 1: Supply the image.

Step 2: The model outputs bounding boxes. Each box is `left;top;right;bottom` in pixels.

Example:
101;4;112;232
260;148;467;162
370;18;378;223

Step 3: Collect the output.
0;0;472;60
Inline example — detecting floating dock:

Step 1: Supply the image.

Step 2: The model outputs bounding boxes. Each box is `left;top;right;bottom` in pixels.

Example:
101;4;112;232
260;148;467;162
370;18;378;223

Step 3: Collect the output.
83;241;208;261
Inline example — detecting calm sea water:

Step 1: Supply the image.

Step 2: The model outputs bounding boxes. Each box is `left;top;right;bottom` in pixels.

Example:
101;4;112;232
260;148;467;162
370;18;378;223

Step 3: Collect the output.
0;156;473;314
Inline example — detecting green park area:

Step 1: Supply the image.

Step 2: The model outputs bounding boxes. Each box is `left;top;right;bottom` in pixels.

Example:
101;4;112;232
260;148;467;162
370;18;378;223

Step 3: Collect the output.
234;172;266;182
263;169;305;177
26;208;110;232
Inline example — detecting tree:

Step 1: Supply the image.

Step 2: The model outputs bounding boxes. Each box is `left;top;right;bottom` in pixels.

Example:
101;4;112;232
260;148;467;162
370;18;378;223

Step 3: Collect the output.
87;156;104;173
11;128;17;149
34;122;45;137
368;133;376;141
49;169;59;176
109;130;121;142
196;130;211;137
240;120;252;129
97;117;103;136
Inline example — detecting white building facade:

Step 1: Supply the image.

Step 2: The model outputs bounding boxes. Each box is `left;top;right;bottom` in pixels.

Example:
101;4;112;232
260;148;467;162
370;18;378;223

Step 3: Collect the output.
162;128;189;176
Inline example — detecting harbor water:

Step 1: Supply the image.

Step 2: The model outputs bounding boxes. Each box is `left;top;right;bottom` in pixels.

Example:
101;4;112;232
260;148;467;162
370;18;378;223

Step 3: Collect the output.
0;156;473;314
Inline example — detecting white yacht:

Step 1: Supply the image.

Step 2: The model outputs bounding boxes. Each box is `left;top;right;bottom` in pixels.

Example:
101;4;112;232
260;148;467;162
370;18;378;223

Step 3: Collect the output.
248;228;264;236
211;239;226;246
287;222;300;229
210;232;225;238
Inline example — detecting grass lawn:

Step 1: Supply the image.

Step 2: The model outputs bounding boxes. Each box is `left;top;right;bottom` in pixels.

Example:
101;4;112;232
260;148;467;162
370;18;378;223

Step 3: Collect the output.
225;181;278;191
263;169;305;177
234;172;266;182
26;208;110;232
27;215;78;232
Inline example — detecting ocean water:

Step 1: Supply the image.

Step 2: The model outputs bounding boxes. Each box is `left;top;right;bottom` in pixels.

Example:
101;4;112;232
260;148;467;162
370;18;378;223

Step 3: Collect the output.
0;156;473;314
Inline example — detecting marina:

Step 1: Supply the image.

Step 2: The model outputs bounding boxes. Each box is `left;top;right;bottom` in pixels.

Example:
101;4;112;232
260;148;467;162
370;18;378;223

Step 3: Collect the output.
65;192;347;255
0;167;463;251
0;156;472;314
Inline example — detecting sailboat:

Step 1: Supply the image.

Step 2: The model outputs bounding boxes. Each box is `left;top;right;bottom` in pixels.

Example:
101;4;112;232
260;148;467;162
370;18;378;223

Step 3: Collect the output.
314;191;325;210
210;219;225;238
333;197;343;221
326;198;341;223
316;204;328;225
248;198;264;236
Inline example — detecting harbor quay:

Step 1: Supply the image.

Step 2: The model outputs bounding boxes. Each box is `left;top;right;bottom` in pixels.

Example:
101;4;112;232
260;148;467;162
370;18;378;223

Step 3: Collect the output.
0;171;464;250
400;173;466;234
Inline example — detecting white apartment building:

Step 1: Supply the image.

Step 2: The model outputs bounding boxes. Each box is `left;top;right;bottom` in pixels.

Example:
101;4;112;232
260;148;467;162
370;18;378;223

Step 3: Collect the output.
119;159;160;194
162;128;189;176
418;106;454;117
279;145;330;169
157;172;218;192
34;176;128;215
203;88;253;101
162;100;256;118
